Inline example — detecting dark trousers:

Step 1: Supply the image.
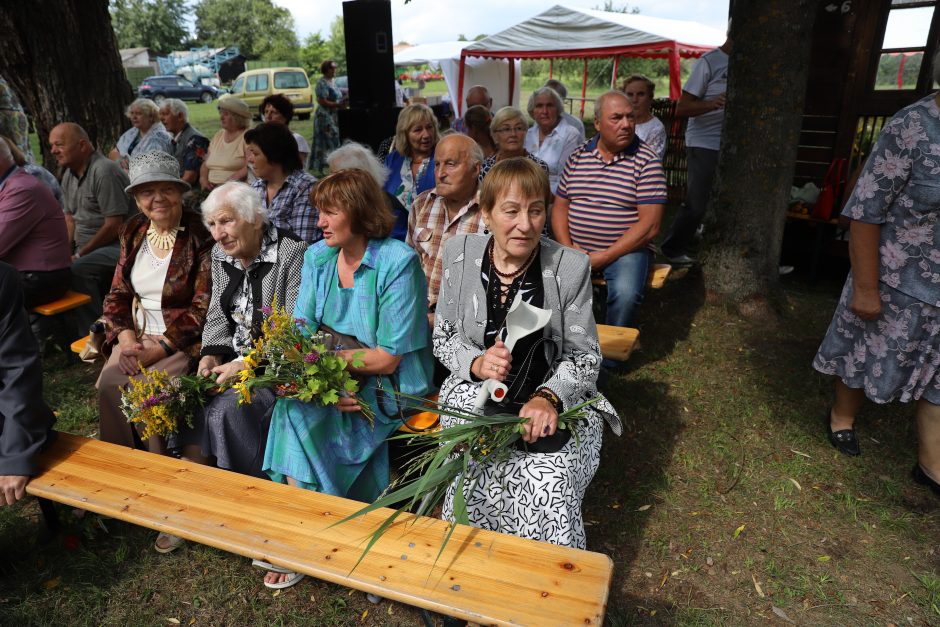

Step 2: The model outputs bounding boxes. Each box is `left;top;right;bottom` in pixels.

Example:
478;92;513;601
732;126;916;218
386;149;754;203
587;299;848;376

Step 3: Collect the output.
661;146;720;258
20;268;72;309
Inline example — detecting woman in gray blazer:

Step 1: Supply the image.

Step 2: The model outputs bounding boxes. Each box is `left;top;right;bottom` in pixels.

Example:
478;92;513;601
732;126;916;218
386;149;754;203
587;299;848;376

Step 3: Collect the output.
433;158;620;549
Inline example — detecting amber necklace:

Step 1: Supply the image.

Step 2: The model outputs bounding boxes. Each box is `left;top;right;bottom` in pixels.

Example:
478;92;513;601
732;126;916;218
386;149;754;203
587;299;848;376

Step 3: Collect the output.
489;241;538;280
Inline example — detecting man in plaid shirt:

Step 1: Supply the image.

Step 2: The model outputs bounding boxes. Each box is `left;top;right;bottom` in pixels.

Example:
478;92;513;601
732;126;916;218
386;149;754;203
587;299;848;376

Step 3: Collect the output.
407;134;486;315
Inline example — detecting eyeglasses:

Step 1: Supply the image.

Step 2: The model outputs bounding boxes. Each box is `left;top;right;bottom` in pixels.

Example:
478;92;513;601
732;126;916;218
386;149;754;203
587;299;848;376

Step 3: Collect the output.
494;125;527;134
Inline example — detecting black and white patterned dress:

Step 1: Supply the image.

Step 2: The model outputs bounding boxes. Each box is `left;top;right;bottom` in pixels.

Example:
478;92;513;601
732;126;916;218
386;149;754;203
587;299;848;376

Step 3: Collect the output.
434;234;618;549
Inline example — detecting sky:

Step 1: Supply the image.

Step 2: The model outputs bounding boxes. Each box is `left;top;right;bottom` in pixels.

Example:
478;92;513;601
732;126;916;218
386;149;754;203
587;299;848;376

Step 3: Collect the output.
276;0;731;44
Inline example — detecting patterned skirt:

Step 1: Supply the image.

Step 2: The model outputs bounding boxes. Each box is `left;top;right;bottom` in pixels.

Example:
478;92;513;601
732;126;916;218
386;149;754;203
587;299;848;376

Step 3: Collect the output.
438;374;603;549
813;273;940;404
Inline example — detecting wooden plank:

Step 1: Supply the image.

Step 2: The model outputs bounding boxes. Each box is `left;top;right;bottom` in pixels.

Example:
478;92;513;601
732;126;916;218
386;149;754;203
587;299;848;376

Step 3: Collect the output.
596;325;639;361
70;335;89;354
27;433;612;627
32;291;91;316
648;264;671;289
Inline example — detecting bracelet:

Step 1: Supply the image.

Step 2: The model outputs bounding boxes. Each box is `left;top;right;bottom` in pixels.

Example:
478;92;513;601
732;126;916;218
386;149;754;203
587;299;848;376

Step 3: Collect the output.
529;387;562;412
158;339;176;357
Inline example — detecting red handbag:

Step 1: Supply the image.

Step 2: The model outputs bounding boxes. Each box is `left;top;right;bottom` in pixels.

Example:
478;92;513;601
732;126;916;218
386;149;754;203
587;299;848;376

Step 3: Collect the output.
812;158;847;221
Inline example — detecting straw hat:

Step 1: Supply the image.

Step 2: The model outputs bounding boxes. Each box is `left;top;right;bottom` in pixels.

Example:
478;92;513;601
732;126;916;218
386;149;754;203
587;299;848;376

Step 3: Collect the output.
217;94;251;119
125;151;191;194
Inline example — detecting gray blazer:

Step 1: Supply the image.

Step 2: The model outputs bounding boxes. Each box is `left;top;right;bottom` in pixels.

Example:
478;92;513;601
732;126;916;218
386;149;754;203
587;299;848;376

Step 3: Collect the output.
433;234;621;434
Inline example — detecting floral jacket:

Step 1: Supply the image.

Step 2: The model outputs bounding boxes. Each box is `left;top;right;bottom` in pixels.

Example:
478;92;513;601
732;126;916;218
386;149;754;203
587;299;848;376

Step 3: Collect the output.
101;209;213;360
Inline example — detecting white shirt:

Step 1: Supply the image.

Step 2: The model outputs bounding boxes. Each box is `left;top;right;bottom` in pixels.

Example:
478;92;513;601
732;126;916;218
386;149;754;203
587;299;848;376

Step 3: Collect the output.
130;239;171;335
636;117;667;159
525;117;583;193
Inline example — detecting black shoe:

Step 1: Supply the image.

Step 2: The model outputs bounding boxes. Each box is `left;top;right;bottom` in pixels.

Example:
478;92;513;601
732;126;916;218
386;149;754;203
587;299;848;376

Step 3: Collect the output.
911;464;940;496
827;412;860;456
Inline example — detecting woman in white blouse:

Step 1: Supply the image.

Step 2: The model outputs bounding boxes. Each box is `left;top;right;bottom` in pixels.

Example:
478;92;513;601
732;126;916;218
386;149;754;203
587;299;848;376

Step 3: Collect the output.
524;86;583;194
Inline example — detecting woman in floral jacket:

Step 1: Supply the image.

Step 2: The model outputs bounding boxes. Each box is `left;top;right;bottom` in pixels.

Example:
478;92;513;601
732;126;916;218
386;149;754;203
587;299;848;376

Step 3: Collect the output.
813;62;940;498
96;152;213;455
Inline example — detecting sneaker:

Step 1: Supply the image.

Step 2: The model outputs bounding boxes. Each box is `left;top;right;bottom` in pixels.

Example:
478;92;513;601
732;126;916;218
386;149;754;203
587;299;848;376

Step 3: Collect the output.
665;254;697;266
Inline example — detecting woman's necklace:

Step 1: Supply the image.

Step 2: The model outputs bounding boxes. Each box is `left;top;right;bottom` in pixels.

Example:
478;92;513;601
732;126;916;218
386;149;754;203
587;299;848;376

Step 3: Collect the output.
146;224;183;251
489;242;538;280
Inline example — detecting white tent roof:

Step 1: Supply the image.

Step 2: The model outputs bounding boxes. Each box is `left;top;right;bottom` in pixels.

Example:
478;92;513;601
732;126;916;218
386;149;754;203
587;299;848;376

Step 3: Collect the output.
394;42;466;67
463;4;725;56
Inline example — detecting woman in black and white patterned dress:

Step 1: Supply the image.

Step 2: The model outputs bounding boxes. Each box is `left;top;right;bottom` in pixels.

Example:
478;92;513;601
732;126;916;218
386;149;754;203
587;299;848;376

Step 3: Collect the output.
433;157;621;549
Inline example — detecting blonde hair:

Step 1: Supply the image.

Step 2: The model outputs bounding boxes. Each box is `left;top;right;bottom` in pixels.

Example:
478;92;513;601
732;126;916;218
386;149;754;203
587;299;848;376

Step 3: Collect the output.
393;103;439;158
126;98;160;124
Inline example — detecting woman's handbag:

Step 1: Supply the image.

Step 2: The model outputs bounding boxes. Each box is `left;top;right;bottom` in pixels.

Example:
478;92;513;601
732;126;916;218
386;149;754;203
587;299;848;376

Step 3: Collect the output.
78;321;106;364
812;158;847;221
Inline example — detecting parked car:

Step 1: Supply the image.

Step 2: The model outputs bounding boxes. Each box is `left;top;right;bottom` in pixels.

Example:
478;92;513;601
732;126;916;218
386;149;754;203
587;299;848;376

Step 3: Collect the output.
229;67;314;120
138;75;219;104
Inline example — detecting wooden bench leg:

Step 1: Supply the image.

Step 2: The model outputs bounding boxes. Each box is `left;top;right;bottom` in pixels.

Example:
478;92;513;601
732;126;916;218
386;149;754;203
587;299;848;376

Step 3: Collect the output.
37;497;60;534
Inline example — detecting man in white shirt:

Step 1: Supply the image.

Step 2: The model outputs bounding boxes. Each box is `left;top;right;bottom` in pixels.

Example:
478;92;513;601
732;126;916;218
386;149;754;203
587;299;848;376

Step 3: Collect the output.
660;34;732;265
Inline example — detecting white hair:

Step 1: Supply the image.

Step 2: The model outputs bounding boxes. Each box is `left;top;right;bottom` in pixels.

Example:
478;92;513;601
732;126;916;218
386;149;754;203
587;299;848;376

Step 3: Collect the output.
526;86;564;118
161;98;189;122
126;97;160;123
201;181;269;226
326;141;390;187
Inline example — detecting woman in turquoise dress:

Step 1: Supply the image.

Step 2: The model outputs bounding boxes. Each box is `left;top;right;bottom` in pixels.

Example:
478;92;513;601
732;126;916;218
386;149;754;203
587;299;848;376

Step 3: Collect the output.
310;59;345;172
260;168;434;589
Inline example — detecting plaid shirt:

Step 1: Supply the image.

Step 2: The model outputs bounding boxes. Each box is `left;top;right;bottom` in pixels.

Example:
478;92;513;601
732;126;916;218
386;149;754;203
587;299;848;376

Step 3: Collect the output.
251;170;320;243
407;186;486;309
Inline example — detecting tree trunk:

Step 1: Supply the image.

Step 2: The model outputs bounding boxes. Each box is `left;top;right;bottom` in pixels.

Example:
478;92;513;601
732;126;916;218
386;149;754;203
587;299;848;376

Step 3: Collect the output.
0;0;133;170
702;0;817;309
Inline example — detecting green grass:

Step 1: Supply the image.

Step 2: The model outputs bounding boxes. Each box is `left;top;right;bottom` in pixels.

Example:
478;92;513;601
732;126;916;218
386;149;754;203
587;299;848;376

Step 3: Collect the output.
2;234;939;624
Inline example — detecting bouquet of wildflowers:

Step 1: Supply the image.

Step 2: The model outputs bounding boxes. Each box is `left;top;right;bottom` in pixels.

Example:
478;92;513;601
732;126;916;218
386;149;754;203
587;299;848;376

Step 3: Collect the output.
120;369;218;440
232;302;373;424
332;392;598;572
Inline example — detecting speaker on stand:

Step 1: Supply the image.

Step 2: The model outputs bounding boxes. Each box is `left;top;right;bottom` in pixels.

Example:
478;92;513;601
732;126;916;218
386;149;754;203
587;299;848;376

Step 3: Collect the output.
339;0;401;152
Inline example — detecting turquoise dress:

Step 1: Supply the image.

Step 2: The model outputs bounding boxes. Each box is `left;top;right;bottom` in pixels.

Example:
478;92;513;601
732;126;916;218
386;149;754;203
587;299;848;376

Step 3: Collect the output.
262;237;433;502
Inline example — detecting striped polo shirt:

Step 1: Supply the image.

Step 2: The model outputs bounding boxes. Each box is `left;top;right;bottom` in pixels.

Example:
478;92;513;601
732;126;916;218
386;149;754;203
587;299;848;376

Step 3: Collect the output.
556;135;667;252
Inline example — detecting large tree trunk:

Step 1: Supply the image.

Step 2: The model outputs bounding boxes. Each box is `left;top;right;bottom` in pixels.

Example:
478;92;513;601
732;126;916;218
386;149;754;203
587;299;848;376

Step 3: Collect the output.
0;0;132;170
702;1;817;310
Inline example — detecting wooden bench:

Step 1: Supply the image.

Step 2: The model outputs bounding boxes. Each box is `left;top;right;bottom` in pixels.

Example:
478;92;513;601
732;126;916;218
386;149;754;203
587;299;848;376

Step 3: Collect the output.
31;290;91;316
27;432;613;626
596;324;640;361
591;263;672;290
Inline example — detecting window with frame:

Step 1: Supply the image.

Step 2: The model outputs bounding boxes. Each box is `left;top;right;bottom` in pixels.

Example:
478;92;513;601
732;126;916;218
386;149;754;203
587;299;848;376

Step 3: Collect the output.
872;0;936;90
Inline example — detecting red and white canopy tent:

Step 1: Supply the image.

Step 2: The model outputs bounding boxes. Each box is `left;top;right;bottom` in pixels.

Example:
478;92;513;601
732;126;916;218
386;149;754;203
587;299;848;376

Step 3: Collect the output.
457;4;726;117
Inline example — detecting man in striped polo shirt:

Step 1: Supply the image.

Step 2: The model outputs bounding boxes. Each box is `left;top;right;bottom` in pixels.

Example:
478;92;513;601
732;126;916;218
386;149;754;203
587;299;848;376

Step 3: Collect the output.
552;90;667;335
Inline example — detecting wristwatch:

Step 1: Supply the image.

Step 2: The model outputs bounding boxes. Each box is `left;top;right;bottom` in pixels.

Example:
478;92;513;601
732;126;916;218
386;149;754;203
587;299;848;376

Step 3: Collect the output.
158;339;177;356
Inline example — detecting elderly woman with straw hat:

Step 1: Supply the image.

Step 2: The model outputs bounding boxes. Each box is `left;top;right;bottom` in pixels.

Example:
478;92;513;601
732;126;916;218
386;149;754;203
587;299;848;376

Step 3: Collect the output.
200;95;252;191
95;151;213;553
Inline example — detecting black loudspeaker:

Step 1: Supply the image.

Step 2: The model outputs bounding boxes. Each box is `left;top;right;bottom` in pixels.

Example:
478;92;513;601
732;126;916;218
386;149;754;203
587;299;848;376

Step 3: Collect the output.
342;0;395;109
338;107;401;153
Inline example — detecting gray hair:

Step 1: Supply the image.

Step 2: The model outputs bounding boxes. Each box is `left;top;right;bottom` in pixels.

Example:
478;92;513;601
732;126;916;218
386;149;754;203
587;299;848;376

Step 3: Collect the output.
526;86;564;118
544;79;568;99
201;181;269;226
594;90;631;120
490;106;527;134
326;141;390;187
126;98;160;123
160;98;189;122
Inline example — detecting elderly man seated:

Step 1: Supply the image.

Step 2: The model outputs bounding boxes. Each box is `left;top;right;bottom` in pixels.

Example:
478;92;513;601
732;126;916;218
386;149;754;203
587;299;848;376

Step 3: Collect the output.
159;99;210;188
0;136;71;308
407;133;486;314
552;91;666;364
452;85;493;135
0;262;56;507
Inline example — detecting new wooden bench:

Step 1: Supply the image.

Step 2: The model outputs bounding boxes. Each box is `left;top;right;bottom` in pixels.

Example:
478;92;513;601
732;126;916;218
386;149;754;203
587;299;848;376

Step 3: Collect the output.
31;290;91;316
27;432;613;626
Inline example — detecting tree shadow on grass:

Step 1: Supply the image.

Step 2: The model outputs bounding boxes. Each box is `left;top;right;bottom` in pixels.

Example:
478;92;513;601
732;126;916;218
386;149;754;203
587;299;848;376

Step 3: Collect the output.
587;378;685;623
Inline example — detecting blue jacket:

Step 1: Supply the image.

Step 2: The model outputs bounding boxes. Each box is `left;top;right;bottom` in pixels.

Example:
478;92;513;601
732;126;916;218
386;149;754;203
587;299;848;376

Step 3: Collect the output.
383;148;436;241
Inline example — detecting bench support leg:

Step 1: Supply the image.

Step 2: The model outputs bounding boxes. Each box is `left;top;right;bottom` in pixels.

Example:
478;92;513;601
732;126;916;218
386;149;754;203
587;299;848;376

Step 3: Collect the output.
37;498;60;535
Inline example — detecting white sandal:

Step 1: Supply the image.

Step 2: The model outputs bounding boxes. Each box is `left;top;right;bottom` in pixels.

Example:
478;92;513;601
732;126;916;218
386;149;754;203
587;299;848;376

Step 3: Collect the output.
253;559;305;589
